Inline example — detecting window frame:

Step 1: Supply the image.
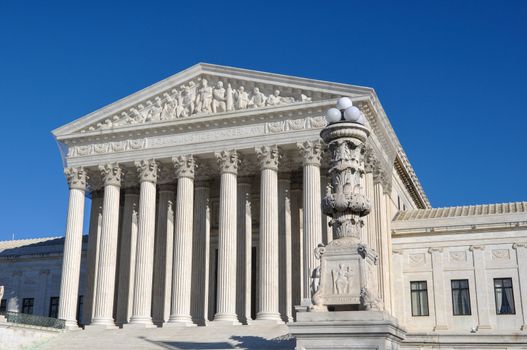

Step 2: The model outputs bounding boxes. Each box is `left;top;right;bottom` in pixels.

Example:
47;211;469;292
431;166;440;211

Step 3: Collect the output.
21;298;34;314
49;296;59;318
451;279;471;316
494;277;516;315
410;280;429;317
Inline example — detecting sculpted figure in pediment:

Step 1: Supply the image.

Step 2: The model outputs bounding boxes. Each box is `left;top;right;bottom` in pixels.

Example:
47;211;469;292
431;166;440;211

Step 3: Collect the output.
196;79;213;113
235;86;250;110
266;89;282;106
212;81;227;113
249;87;266;108
180;82;197;117
149;97;163;122
226;83;234;111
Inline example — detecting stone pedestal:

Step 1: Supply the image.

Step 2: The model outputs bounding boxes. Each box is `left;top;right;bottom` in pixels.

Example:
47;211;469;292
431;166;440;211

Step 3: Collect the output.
290;311;406;350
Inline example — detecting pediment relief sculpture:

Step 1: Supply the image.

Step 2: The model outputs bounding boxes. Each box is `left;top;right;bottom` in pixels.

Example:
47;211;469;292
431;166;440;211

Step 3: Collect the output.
80;75;332;133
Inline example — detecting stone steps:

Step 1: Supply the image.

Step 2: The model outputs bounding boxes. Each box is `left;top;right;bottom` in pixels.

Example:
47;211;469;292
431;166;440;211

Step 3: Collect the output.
38;324;295;350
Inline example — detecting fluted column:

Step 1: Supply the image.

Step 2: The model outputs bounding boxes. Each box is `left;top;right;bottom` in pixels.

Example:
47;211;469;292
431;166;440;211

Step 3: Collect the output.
58;167;87;329
167;155;196;326
83;190;103;325
152;184;175;326
255;145;282;322
191;181;210;325
236;177;253;324
116;187;139;325
278;174;293;322
128;160;158;326
91;163;122;328
290;179;303;314
297;140;323;301
212;150;240;324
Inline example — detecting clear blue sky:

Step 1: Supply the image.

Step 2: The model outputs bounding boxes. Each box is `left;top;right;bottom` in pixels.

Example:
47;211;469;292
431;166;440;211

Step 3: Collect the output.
0;1;525;241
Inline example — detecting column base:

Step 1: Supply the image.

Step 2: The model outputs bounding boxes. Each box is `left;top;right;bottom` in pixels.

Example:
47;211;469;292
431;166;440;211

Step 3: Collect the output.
165;315;196;327
0;315;6;323
85;319;119;330
63;320;81;330
212;313;240;325
254;312;284;324
127;316;156;328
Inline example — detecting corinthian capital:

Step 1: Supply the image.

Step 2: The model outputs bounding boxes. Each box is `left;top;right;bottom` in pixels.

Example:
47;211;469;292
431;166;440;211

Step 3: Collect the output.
135;159;158;183
98;163;122;187
64;167;88;190
297;140;323;166
255;145;281;171
172;155;196;179
215;150;239;175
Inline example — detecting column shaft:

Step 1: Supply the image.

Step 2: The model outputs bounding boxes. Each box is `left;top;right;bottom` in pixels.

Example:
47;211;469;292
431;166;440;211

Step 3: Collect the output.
168;155;196;326
236;180;252;324
191;184;210;325
214;171;239;323
58;177;86;328
84;192;103;325
152;186;175;325
290;182;303;315
278;176;293;322
302;164;322;299
129;176;157;325
116;190;139;325
92;168;121;327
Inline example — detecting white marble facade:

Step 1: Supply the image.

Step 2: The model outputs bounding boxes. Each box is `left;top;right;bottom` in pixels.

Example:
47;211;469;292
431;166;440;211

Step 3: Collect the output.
0;64;525;348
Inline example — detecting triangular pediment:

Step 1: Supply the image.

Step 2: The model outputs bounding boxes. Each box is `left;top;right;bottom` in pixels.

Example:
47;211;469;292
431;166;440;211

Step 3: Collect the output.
52;63;373;138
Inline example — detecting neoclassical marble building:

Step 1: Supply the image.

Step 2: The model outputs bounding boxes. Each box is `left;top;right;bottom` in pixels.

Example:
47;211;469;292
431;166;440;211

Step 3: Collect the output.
1;64;526;348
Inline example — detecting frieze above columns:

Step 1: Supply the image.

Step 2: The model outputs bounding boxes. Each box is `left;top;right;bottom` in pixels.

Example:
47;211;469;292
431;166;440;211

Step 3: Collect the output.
64;167;88;190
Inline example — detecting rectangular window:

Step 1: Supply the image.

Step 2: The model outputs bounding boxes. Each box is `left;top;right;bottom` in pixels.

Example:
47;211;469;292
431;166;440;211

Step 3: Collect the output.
494;278;515;314
22;298;34;314
451;279;471;315
0;299;6;313
49;297;59;318
410;281;429;316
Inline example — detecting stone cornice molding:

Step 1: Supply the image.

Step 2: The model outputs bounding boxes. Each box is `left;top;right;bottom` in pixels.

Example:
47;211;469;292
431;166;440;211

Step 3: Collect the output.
135;159;158;183
172;155;196;179
64;167;88;191
297;140;323;167
392;249;404;255
255;145;281;171
215;150;239;175
428;247;444;254
99;163;122;187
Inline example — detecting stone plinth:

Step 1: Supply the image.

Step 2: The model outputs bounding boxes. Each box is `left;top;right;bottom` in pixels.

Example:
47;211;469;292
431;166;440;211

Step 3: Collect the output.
290;310;406;350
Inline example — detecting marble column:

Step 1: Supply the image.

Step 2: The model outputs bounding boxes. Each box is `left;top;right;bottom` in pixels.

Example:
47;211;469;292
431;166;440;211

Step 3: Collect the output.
58;167;87;329
255;145;282;322
152;184;175;326
191;181;210;325
290;179;303;313
320;174;331;245
116;187;139;325
278;173;293;322
128;159;158;326
236;177;252;324
167;155;196;326
513;243;527;330
297;140;323;301
83;190;103;325
374;179;391;312
91;163;122;328
212;150;240;324
429;247;448;330
470;245;492;330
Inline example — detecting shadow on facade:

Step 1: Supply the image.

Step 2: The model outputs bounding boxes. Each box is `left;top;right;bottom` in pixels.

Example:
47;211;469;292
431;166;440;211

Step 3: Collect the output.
139;335;296;349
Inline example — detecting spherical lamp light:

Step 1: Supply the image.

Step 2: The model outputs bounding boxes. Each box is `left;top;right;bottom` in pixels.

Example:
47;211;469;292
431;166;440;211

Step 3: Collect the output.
335;97;353;111
325;108;342;124
343;106;362;122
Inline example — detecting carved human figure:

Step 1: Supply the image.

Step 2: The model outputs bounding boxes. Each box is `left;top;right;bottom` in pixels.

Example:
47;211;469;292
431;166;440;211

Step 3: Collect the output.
212;81;227;113
250;87;266;108
149;97;163;122
235;86;250;110
196;79;213;113
226;83;234;111
266;89;282;106
333;264;349;295
181;84;196;117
